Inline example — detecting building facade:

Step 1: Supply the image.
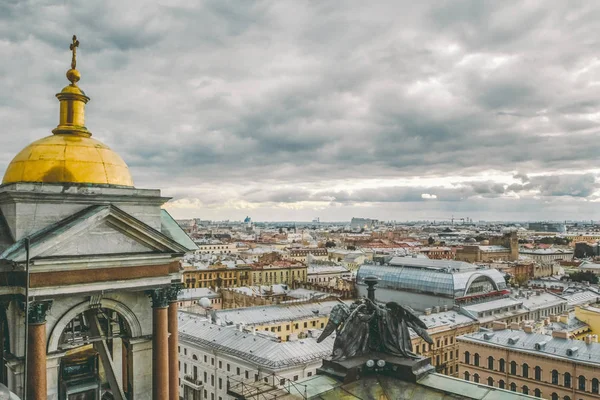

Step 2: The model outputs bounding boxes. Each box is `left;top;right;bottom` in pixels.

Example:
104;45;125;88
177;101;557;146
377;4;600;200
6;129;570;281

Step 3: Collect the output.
178;312;332;400
458;328;600;400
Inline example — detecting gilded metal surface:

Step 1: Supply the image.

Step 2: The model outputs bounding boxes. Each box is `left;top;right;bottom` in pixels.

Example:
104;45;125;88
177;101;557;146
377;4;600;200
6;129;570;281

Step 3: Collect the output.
2;34;135;187
2;134;134;186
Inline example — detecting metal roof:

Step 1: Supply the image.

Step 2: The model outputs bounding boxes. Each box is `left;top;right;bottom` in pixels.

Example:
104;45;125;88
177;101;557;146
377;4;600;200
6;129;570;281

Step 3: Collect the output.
459;329;600;367
213;300;347;326
179;312;334;369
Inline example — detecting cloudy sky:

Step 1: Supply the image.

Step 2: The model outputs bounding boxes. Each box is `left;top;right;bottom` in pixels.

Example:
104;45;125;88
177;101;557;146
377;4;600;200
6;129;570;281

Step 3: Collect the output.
1;1;600;222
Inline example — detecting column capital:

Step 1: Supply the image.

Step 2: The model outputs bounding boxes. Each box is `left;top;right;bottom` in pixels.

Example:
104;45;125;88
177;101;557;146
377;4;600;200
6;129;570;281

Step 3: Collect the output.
166;283;183;303
28;300;52;324
148;288;169;308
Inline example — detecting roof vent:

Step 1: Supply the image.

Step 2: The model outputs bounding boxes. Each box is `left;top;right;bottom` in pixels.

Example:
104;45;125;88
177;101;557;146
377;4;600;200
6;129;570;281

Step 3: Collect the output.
483;333;495;340
508;336;520;345
566;347;579;356
534;341;549;350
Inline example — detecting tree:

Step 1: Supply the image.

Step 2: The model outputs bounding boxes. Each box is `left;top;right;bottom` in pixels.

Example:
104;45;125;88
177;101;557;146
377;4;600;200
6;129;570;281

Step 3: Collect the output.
347;245;356;251
428;237;435;245
567;270;599;284
504;274;512;285
514;274;529;287
325;241;336;248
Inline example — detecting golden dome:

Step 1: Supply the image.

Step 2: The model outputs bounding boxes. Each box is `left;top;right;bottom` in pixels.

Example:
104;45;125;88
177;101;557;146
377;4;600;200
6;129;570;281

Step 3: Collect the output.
2;135;133;186
1;35;134;187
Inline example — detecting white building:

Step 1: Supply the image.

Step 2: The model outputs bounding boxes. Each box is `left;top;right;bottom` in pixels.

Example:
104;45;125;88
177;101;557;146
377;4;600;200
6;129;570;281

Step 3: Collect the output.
519;248;573;264
178;312;333;400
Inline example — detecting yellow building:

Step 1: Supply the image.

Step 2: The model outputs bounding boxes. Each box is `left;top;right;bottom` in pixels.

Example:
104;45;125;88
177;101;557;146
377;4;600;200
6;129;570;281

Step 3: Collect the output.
182;263;251;289
248;253;307;286
411;310;479;377
212;301;343;342
575;305;600;338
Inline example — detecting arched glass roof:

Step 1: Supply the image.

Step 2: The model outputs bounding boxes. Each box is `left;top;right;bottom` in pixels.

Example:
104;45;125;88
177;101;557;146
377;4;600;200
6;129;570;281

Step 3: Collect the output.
357;258;506;298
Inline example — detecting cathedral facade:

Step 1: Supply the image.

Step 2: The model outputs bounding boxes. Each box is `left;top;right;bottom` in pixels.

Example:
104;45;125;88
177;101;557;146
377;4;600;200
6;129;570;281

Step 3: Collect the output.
0;36;194;400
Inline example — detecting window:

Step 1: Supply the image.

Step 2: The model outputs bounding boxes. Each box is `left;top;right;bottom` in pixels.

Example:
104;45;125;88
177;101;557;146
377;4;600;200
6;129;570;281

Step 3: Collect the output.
280;378;286;386
473;374;479;383
227;364;230;372
293;375;298;381
487;377;494;387
534;388;541;398
307;372;313;377
464;351;470;364
211;358;214;366
499;359;505;373
203;372;207;383
510;361;517;375
563;396;570;400
592;378;599;394
499;380;505;389
510;382;516;392
245;371;249;379
236;367;240;376
551;393;559;400
487;356;494;370
564;372;571;388
579;375;586;391
535;366;542;381
219;378;222;390
552;369;558;386
474;353;480;367
464;371;470;381
204;355;207;363
522;363;529;379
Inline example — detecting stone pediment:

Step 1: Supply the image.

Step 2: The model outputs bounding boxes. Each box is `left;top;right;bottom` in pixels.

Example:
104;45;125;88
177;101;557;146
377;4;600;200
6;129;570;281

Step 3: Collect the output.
0;204;190;262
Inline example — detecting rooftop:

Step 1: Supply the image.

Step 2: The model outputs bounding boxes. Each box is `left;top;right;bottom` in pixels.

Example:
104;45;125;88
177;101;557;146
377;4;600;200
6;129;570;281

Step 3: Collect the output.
213;300;347;326
179;312;333;369
458;329;600;367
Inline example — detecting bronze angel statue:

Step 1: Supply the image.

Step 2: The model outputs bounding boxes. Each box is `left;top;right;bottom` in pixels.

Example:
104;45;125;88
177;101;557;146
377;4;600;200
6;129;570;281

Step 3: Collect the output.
317;299;433;361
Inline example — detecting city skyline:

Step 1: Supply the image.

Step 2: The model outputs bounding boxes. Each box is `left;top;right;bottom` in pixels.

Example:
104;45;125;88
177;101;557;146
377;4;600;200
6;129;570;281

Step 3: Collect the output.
1;1;600;221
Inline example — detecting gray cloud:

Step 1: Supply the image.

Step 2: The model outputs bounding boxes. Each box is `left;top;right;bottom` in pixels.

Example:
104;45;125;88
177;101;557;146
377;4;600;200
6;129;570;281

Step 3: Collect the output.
1;1;599;220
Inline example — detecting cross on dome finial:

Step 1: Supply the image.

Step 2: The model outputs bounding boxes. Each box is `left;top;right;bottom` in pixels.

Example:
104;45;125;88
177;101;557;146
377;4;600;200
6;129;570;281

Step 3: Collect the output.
70;35;79;69
66;35;81;85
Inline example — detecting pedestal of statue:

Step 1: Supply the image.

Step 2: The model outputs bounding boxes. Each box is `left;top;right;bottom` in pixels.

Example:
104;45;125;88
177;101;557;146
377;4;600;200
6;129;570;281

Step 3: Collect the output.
317;352;435;384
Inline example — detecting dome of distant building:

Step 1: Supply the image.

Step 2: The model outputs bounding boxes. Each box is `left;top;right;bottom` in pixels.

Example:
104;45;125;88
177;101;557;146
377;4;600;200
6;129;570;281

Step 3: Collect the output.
1;54;133;187
465;237;477;244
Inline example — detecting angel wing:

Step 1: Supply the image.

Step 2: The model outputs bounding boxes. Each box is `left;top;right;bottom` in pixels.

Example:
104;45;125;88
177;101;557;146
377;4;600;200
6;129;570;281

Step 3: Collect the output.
386;302;433;345
317;303;350;343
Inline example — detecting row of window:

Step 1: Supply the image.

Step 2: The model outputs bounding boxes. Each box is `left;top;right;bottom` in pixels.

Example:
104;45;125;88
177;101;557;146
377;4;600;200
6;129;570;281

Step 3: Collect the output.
463;373;585;400
464;352;600;393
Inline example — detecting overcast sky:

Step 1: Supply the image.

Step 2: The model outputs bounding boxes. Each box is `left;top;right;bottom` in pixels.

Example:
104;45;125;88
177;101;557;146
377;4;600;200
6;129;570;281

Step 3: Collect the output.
1;1;600;222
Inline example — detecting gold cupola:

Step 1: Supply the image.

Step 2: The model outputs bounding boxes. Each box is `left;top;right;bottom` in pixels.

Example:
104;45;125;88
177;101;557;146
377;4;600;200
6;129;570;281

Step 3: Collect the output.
2;35;134;187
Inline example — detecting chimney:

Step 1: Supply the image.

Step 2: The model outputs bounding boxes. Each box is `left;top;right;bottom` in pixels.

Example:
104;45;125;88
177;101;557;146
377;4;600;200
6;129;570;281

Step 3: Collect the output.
434;306;440;314
510;322;520;330
585;335;592;345
552;330;569;340
559;314;568;324
523;325;533;333
492;321;507;331
443;304;448;312
424;308;432;316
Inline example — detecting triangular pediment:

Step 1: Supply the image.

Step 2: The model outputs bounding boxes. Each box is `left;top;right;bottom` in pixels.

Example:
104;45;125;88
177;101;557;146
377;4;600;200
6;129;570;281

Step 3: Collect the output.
37;220;156;257
0;204;190;262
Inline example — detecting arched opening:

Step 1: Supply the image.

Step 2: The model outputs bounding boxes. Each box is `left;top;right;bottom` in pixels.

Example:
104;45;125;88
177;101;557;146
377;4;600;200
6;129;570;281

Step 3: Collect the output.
55;306;136;399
